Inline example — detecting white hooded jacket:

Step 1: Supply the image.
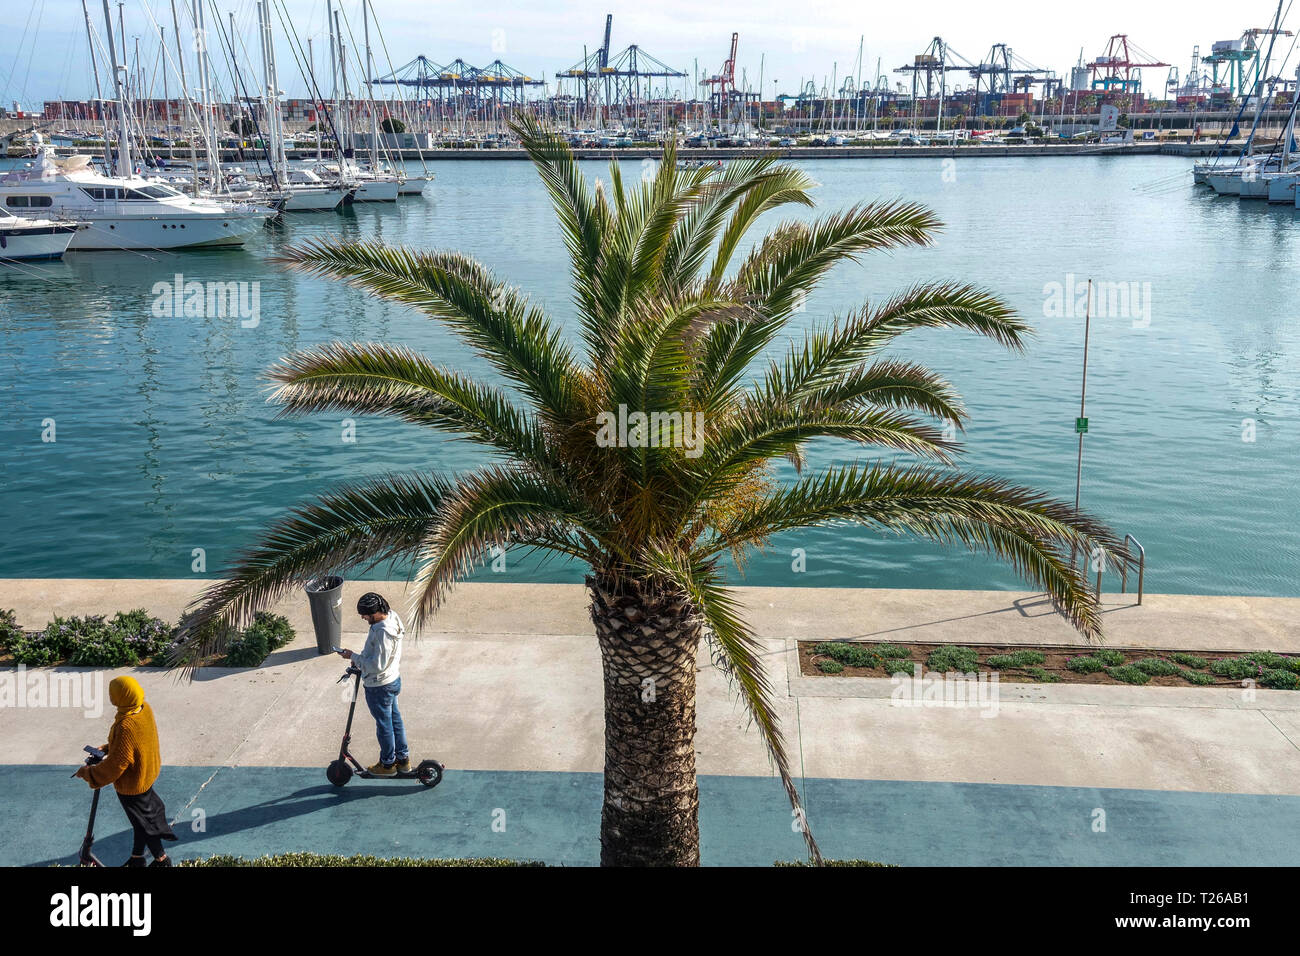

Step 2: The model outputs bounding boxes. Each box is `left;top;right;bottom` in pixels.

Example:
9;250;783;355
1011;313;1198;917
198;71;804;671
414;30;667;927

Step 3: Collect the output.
353;611;403;688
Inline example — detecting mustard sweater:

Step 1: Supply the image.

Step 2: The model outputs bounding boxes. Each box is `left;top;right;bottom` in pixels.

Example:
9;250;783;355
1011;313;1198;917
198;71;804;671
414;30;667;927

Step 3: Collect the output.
84;702;162;796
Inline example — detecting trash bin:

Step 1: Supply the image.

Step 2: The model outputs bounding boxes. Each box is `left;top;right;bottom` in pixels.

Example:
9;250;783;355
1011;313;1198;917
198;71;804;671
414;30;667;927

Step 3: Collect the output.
305;575;345;655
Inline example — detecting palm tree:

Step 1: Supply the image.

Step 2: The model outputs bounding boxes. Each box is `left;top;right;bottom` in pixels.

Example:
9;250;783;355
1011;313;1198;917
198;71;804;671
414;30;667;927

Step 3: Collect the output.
174;115;1129;866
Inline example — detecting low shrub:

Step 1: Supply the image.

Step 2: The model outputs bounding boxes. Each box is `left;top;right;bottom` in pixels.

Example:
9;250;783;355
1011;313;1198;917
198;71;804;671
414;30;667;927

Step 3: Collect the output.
2;608;294;669
813;642;879;669
874;643;911;659
1210;658;1260;681
986;650;1046;669
1066;655;1105;674
882;658;916;676
1106;664;1151;685
1023;667;1060;683
1242;651;1290;671
1259;668;1300;690
817;659;844;674
926;646;979;673
183;853;544;867
1095;649;1126;667
245;611;295;653
774;859;896;867
111;610;173;662
1180;669;1215;686
1170;652;1208;669
0;609;23;651
8;632;61;666
1132;657;1180;677
224;628;270;668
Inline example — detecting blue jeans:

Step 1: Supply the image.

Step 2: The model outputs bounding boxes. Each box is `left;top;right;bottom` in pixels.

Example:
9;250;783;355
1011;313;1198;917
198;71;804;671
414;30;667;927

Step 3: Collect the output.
363;677;409;766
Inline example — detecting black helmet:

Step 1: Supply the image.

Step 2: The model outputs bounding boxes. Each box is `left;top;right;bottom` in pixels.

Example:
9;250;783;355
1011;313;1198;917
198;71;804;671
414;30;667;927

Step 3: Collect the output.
357;592;390;615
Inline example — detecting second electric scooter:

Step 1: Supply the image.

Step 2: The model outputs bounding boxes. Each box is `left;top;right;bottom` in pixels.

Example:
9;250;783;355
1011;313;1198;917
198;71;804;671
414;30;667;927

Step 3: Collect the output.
73;745;106;866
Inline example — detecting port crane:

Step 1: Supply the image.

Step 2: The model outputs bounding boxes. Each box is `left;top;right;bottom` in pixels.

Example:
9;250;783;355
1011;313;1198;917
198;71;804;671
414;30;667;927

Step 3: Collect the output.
1203;27;1292;98
556;14;685;126
1086;34;1169;95
968;44;1049;101
894;37;972;101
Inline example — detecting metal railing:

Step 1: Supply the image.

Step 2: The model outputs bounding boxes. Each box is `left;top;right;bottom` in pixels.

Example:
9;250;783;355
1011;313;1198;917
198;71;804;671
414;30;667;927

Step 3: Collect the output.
1090;533;1146;605
1120;533;1146;605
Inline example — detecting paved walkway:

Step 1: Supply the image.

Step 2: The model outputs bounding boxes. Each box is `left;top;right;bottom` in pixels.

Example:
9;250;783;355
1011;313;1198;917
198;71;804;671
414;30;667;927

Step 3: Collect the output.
2;579;1298;865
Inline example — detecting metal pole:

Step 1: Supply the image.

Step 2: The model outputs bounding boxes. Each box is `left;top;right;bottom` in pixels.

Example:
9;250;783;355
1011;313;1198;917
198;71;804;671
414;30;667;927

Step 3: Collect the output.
100;0;131;177
1073;278;1093;577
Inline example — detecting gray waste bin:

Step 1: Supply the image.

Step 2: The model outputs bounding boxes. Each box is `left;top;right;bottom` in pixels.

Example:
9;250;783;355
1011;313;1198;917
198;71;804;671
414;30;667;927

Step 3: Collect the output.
305;575;345;655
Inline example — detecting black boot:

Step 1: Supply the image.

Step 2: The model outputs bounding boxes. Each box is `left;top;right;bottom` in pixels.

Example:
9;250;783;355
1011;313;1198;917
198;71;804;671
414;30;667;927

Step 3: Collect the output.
148;855;173;868
122;855;146;867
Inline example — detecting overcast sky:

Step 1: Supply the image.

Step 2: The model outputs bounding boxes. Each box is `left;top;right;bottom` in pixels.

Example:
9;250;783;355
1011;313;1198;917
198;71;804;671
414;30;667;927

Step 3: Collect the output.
2;0;1291;105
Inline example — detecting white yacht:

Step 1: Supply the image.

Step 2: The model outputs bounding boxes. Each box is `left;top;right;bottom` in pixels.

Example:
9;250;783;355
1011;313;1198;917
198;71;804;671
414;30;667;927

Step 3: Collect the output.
0;142;275;251
0;208;85;261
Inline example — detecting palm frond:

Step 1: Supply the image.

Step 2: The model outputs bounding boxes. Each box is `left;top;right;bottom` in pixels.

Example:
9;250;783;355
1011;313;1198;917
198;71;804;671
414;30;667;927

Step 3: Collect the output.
712;464;1133;638
511;114;607;320
171;473;455;669
409;465;606;628
275;239;582;424
266;341;549;462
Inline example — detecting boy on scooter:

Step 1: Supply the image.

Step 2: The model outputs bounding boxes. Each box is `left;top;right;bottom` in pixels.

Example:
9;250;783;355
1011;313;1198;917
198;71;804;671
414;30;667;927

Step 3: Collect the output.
337;592;409;777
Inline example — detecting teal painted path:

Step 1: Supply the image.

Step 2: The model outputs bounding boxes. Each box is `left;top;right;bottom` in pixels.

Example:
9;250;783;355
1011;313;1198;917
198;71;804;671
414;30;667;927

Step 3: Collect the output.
5;765;1297;866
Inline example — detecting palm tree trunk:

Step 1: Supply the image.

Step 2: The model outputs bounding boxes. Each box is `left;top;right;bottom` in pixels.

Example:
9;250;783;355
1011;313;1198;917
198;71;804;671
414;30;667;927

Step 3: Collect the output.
588;574;702;866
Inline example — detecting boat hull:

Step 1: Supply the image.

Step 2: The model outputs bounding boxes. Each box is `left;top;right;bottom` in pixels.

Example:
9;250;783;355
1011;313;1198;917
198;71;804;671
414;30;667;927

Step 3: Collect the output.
280;186;347;211
67;211;268;250
397;177;431;195
0;223;81;260
1268;175;1299;203
352;179;399;202
1206;173;1243;196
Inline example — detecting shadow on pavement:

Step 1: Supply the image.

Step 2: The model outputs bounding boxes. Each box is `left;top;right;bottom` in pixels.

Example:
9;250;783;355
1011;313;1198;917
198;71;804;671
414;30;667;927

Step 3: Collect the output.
30;783;435;866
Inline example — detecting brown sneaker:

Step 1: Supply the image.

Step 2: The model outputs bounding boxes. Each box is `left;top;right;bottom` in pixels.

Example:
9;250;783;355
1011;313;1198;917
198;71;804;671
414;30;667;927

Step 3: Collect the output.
366;761;397;777
395;757;411;773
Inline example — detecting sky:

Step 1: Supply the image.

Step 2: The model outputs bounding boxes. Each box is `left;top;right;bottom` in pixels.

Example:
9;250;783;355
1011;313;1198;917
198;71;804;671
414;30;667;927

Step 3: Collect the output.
0;0;1290;106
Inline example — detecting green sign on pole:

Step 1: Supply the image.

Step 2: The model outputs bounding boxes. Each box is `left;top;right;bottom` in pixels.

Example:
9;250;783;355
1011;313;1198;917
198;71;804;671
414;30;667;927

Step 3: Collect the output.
1075;417;1089;434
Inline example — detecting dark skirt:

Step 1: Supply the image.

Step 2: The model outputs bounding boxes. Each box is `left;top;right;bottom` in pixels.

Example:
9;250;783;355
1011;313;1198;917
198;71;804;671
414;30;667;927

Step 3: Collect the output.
116;787;178;841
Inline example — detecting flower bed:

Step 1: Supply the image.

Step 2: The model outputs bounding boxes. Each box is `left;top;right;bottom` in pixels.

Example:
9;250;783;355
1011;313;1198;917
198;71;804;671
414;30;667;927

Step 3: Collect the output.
800;640;1300;689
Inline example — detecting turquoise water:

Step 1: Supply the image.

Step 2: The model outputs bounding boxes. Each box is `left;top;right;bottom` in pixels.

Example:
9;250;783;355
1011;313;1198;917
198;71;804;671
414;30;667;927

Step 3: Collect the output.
1;155;1297;596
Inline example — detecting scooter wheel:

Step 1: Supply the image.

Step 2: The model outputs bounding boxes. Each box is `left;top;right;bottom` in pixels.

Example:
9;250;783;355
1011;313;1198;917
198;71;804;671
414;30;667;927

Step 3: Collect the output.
416;760;443;789
326;759;353;787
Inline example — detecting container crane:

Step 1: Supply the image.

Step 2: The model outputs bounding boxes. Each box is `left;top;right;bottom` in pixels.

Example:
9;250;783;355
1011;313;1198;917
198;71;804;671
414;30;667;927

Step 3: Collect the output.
1087;34;1169;95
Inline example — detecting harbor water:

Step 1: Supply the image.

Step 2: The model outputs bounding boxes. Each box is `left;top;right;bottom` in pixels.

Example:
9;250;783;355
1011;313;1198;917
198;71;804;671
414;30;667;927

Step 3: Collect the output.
1;154;1297;596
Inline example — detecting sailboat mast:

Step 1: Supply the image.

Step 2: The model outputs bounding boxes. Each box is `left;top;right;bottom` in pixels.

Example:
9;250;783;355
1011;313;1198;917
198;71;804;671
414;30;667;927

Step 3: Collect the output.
100;0;131;177
168;0;198;196
363;0;378;170
81;0;115;171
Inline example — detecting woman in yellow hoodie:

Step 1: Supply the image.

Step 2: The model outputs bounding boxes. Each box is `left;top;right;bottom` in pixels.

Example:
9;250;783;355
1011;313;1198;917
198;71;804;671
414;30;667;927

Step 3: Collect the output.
75;675;177;867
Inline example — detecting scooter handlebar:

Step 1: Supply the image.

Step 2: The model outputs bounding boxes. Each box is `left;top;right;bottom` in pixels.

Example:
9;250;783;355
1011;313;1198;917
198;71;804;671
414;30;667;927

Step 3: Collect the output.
337;666;361;682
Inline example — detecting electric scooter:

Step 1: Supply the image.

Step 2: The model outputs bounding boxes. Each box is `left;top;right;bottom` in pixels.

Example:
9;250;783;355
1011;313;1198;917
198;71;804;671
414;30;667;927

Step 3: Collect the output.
326;665;443;788
73;745;106;866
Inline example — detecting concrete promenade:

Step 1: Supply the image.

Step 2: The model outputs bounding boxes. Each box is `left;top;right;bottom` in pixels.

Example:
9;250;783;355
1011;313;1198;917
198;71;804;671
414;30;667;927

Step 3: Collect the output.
1;579;1297;865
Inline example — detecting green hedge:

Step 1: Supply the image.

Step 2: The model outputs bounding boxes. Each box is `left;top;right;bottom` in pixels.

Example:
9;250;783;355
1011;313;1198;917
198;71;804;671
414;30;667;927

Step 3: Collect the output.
0;607;295;669
182;853;544;867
